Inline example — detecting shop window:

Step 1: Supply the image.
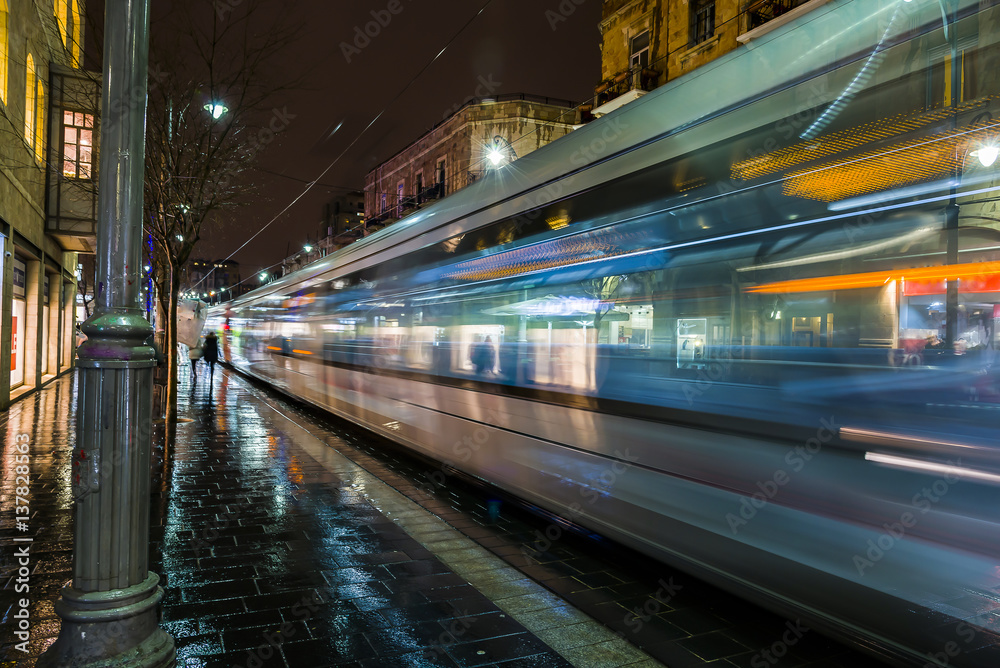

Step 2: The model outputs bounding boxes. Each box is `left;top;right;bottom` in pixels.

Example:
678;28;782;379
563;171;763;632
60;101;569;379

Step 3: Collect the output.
62;111;94;178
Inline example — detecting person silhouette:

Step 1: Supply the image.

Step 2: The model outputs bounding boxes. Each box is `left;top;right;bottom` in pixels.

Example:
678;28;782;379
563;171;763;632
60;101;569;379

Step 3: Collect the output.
203;331;220;381
470;335;495;375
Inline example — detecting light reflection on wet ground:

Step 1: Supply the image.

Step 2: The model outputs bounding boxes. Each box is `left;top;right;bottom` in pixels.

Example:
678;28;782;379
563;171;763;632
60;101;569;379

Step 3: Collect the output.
0;369;892;667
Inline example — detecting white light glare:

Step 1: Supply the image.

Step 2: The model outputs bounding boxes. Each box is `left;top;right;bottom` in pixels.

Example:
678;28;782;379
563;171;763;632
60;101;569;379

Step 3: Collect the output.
488;148;504;166
203;103;229;120
977;145;999;167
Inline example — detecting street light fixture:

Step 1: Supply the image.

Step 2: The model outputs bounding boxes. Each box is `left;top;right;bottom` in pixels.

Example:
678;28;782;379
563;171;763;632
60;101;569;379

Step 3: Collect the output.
203;102;229;120
487;135;516;167
973;144;999;167
304;244;313;253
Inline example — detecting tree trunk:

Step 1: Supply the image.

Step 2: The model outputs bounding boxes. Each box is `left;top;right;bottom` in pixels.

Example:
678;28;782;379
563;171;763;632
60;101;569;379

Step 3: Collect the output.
164;267;180;425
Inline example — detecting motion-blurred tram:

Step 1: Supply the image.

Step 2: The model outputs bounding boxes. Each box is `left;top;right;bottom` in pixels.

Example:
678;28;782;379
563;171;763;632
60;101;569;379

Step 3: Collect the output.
211;2;1000;664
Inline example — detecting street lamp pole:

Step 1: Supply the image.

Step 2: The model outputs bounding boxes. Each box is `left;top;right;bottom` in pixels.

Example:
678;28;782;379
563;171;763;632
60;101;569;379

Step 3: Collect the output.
39;0;174;665
945;0;960;348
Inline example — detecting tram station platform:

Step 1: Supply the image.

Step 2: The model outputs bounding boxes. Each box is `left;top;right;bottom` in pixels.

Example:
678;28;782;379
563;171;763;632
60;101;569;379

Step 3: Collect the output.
1;368;887;667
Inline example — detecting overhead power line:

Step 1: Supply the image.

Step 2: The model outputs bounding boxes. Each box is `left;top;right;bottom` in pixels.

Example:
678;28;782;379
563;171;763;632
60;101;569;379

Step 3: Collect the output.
193;0;497;292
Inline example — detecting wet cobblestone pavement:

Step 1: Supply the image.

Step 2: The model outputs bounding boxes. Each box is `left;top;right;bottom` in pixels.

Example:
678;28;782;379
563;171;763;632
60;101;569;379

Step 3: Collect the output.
0;369;890;667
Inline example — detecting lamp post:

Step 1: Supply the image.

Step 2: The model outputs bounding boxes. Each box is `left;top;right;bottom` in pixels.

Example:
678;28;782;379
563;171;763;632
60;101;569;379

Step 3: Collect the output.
943;0;960;349
39;0;174;665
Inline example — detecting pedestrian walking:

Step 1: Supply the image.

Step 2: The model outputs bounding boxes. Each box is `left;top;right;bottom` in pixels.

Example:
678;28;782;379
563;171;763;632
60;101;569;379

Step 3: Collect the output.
188;340;203;382
203;331;220;381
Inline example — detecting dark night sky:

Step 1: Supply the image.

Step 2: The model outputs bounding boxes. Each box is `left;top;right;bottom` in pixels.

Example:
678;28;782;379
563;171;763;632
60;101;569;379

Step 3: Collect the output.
90;0;604;279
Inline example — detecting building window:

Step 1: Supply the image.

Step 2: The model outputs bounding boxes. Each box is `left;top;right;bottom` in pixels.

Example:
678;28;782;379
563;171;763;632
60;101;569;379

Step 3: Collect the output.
25;53;35;148
630;30;650;70
691;0;715;46
0;0;7;106
55;0;68;47
747;0;812;32
35;74;45;162
71;0;82;68
397;180;405;216
436;158;446;196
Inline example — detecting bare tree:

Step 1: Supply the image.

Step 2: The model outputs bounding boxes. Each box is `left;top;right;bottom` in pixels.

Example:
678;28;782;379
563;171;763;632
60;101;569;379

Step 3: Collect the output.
143;0;302;423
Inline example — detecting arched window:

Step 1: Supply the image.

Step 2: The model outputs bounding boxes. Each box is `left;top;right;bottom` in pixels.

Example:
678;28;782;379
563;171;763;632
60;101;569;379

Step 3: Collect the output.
0;0;8;105
70;0;82;68
35;74;45;162
55;0;68;47
25;54;35;147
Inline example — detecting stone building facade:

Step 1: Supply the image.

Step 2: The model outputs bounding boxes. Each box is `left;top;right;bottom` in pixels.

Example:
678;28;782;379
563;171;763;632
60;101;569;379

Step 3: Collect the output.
595;0;822;115
0;0;93;407
364;94;580;229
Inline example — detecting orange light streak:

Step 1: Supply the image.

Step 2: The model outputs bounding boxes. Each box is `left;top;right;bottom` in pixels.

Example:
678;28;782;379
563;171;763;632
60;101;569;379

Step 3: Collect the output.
746;261;1000;294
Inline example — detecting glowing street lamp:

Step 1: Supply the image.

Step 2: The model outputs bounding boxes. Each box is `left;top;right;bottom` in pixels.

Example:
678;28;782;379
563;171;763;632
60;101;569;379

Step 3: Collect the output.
975;144;999;167
304;244;313;253
259;272;268;282
203;103;229;120
486;135;516;168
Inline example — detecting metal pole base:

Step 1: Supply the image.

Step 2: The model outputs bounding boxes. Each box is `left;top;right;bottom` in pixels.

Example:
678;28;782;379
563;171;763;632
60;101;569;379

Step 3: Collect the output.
38;572;175;668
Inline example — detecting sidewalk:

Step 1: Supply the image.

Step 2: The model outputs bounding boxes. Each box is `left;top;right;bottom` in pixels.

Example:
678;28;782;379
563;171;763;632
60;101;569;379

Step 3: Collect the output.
0;369;662;667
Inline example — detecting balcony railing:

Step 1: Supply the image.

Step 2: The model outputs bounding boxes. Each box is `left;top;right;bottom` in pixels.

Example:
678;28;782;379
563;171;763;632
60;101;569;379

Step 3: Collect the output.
746;0;812;31
595;66;660;107
368;182;447;230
